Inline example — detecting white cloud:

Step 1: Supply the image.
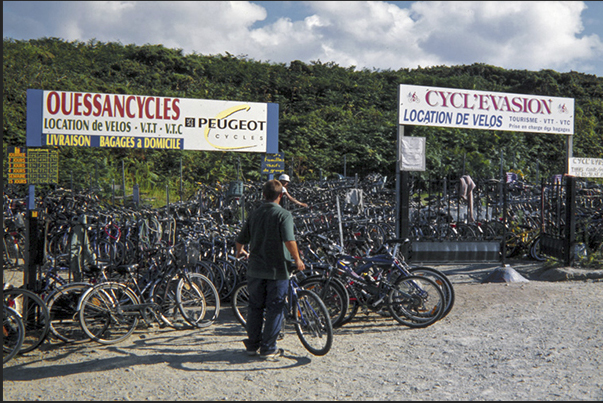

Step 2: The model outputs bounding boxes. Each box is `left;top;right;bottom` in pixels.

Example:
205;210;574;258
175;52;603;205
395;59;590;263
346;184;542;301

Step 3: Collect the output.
3;1;602;74
408;1;603;72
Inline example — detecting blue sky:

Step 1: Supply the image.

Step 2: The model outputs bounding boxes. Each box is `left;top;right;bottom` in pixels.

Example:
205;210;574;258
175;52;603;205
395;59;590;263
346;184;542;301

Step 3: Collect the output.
4;1;603;77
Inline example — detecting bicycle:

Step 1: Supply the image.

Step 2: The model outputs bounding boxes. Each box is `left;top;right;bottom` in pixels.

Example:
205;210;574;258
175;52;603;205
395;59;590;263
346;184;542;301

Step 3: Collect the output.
315;242;447;328
77;245;220;345
43;263;110;343
299;237;453;327
231;276;333;356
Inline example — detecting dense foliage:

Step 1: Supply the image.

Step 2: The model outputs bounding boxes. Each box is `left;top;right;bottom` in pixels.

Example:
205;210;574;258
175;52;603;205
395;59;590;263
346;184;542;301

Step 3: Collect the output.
4;38;603;199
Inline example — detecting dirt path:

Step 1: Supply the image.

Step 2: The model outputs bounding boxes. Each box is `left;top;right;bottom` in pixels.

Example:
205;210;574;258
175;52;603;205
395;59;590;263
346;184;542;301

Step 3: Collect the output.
3;263;603;401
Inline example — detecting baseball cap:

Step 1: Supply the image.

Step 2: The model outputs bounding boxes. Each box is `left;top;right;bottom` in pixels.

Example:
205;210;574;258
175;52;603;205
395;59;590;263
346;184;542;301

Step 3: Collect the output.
279;174;290;182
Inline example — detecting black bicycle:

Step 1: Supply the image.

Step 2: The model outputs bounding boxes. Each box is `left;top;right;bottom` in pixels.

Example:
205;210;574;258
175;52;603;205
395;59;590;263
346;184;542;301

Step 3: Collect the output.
231;277;333;356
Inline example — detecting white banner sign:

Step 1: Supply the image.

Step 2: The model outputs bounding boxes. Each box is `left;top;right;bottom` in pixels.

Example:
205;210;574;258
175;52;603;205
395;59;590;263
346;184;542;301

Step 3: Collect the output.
27;90;279;152
400;136;426;171
399;84;574;135
568;158;603;178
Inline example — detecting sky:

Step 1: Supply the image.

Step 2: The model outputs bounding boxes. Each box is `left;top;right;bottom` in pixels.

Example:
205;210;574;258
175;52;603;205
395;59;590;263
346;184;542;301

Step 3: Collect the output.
3;1;603;77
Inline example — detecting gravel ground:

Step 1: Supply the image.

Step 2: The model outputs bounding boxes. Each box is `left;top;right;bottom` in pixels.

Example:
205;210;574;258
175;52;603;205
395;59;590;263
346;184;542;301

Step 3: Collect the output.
3;261;603;401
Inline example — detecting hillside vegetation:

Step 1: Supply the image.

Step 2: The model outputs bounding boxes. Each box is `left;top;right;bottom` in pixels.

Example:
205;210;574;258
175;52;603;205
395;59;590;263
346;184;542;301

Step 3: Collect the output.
3;38;602;198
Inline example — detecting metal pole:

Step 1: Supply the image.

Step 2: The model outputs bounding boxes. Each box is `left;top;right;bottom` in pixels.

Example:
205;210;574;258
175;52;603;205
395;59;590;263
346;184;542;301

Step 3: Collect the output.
566;135;573;175
180;156;183;201
336;196;344;249
397;126;410;242
499;150;504;209
565;176;577;266
122;160;126;205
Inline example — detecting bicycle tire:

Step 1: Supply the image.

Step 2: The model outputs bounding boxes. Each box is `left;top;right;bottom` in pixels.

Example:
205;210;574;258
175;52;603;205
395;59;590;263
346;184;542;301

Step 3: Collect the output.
338;280;364;326
299;275;349;328
3;305;25;364
177;273;220;328
214;258;238;300
293;289;333;356
530;235;546;261
196;260;225;298
151;275;191;330
231;281;249;327
45;282;93;343
78;282;140;345
388;275;444;328
3;288;50;353
408;267;455;319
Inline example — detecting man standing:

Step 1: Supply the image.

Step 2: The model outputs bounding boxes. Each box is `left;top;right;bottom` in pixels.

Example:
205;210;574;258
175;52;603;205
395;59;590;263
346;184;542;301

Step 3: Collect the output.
278;174;308;208
235;179;305;360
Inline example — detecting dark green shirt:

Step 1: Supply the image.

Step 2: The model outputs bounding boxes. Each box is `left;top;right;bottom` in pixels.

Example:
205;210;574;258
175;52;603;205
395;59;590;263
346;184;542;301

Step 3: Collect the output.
235;202;296;280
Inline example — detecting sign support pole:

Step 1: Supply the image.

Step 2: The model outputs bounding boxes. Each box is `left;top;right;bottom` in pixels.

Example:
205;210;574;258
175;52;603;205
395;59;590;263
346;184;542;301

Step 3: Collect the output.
396;125;410;245
566;135;573;175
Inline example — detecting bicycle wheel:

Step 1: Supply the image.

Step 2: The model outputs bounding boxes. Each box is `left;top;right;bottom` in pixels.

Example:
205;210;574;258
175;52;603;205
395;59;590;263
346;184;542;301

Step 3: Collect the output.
177;273;220;328
45;282;93;343
530;235;546;261
231;281;249;327
338;280;363;326
3;288;50;353
3;305;25;364
196;260;225;298
299;276;349;328
214;258;238;300
292;289;333;356
78;282;140;345
408;267;455;319
388;275;444;328
152;275;191;330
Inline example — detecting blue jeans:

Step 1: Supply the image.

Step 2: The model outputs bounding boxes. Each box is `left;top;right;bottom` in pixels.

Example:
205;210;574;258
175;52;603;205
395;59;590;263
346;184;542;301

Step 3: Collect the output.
244;276;288;355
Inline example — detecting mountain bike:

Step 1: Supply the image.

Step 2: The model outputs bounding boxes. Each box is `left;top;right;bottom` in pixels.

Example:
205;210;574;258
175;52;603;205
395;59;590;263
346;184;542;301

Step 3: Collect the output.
231;277;333;356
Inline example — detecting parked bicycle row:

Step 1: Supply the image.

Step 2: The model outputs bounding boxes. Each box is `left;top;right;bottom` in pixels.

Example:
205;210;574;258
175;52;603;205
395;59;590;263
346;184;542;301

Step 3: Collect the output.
4;231;452;363
3;238;221;364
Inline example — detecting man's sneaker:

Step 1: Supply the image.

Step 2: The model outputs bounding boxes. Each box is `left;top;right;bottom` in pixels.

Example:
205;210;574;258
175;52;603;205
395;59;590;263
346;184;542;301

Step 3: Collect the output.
260;348;284;361
246;349;259;357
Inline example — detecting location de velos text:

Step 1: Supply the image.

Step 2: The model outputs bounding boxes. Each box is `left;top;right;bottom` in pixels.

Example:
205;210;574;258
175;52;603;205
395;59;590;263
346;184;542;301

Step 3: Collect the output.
44;118;183;135
401;110;503;128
